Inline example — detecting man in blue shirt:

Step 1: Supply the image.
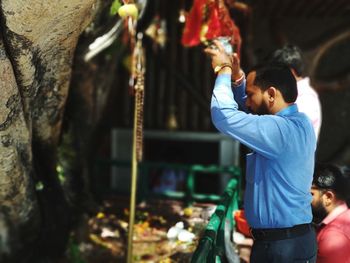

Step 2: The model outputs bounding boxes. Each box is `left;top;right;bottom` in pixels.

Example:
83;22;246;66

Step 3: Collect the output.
205;41;317;263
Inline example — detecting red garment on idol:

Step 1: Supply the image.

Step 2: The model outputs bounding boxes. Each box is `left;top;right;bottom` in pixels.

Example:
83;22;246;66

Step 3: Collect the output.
181;0;241;55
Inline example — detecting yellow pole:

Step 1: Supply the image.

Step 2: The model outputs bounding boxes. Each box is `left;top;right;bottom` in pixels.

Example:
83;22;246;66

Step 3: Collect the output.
126;32;144;263
127;100;139;263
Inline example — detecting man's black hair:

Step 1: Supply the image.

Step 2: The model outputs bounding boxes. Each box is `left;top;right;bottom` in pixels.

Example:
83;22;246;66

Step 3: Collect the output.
253;64;298;103
313;163;350;201
270;44;304;77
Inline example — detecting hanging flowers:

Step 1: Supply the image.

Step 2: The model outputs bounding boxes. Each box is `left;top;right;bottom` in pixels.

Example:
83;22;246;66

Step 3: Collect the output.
117;3;139;20
145;15;167;49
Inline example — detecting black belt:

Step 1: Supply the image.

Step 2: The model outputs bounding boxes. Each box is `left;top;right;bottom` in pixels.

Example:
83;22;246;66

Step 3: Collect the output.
250;223;312;241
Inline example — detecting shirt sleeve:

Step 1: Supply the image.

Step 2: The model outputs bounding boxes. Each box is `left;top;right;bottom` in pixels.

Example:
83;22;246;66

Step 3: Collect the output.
317;229;350;263
232;79;248;112
211;74;287;159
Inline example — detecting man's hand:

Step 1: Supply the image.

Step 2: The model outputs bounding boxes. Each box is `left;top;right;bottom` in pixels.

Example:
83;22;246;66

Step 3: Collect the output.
204;40;232;74
231;52;244;81
204;40;244;79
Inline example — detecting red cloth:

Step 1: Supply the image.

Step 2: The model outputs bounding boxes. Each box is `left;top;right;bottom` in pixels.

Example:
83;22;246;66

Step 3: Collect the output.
316;203;350;263
234;209;251;237
181;0;241;55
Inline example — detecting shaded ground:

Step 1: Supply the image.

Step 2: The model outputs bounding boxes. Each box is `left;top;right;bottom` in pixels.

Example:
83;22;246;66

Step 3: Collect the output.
63;196;216;263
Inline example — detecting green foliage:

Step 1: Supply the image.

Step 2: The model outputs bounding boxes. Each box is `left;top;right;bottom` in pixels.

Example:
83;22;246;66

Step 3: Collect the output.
35;181;44;191
57;131;76;186
68;237;86;263
110;0;122;16
57;165;66;184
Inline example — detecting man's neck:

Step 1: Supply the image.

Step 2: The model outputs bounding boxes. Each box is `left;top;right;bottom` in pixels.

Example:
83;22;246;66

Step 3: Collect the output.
271;102;294;115
295;76;303;82
322;202;348;225
291;68;303;82
327;200;347;214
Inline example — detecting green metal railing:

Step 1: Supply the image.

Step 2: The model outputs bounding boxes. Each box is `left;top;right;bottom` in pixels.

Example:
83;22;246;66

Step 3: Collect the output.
191;178;240;263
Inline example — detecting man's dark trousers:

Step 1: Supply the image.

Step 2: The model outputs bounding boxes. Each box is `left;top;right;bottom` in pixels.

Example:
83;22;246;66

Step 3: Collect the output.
250;226;317;263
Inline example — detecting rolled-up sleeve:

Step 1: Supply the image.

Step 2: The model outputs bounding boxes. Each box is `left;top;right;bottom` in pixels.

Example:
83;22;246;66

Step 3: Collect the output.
232;79;248;111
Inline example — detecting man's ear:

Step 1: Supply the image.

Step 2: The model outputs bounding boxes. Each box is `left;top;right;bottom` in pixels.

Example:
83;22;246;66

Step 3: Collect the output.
266;87;277;102
323;190;335;207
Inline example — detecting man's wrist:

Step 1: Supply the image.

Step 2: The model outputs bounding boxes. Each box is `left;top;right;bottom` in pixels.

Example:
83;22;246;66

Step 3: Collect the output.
232;69;244;81
232;70;245;87
218;67;232;75
214;63;232;74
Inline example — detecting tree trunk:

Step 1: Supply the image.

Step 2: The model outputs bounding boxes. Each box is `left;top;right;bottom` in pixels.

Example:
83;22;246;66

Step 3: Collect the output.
0;0;101;261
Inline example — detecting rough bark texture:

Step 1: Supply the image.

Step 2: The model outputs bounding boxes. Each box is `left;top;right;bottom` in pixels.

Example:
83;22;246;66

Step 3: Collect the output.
0;0;101;261
0;37;37;260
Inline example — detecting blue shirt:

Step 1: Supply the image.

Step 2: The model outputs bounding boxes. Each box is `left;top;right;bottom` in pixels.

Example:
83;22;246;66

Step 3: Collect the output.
211;74;316;228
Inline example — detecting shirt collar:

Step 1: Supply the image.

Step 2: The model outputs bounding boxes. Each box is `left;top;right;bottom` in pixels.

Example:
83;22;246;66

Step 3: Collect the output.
276;104;298;116
322;202;349;225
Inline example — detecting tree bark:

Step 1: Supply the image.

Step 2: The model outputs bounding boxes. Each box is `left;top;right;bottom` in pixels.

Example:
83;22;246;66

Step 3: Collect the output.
0;0;101;261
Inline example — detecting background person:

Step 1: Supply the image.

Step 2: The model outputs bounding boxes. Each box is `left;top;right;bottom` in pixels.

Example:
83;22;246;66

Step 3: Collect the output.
270;44;322;139
311;163;350;263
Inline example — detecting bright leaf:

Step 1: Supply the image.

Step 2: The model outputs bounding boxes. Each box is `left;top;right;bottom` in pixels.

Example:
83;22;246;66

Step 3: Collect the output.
110;0;122;16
